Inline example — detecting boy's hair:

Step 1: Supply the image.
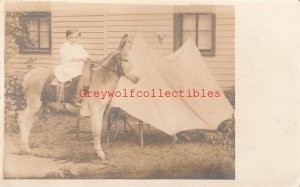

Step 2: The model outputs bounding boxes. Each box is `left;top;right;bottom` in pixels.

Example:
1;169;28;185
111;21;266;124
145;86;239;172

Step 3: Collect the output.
66;28;81;38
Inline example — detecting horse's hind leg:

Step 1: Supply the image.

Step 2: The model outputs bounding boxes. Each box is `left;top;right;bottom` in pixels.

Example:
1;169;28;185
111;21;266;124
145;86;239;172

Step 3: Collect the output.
18;100;42;153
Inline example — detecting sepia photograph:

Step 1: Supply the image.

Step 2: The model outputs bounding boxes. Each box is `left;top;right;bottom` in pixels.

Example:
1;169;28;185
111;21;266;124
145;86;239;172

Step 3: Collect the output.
3;1;235;179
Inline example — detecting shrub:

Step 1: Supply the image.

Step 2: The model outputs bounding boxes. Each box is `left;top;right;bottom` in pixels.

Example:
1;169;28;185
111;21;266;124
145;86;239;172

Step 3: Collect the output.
5;72;26;133
216;119;235;148
223;87;235;109
205;87;235;148
5;12;38;133
5;69;54;133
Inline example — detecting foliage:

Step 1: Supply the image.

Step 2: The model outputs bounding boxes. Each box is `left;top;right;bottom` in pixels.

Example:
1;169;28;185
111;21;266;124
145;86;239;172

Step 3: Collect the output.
5;12;36;70
4;70;53;133
5;12;39;133
195;119;234;150
5;72;26;133
217;118;235;148
223;87;235;108
25;57;37;71
201;87;235;148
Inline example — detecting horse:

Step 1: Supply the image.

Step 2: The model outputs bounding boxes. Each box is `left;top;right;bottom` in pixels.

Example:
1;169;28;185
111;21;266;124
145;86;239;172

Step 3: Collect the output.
18;34;140;160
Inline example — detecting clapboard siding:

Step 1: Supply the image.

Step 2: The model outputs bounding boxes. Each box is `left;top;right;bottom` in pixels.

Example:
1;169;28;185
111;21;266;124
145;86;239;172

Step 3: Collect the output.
106;13;173;56
216;24;234;31
51;3;174;14
8;4;234;89
216;43;234;49
204;7;235;89
106;32;173;38
216;18;235;25
216;12;235;19
53;16;105;22
107;14;173;21
107;20;172;26
52;43;104;50
53;21;105;27
52;27;105;33
52;38;105;44
52;32;104;39
210;68;234;75
216;37;234;44
214;75;235;81
108;36;173;43
52;9;105;60
106;26;173;32
216;80;234;89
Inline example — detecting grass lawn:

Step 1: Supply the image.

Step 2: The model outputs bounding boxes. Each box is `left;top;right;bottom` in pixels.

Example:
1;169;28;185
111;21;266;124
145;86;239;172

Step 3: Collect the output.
5;112;235;179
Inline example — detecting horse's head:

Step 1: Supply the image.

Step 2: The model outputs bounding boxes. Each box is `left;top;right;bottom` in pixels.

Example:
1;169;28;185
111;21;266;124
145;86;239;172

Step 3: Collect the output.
114;34;140;83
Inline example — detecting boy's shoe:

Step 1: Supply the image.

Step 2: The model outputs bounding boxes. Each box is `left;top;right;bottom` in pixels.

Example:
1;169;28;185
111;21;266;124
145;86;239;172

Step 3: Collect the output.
70;97;82;107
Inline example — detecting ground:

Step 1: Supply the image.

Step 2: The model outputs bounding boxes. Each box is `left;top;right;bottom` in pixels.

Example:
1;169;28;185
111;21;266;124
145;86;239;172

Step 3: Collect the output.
4;112;235;179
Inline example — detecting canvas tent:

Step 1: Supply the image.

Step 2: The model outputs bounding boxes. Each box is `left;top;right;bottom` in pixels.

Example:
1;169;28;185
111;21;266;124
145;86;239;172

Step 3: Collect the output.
110;33;234;135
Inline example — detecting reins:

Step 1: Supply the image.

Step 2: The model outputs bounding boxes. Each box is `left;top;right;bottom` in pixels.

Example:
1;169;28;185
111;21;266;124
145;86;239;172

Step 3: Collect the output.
89;50;124;76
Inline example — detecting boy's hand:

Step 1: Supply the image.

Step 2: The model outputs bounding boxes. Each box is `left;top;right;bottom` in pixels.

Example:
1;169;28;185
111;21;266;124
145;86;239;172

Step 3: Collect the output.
82;57;90;62
71;57;90;62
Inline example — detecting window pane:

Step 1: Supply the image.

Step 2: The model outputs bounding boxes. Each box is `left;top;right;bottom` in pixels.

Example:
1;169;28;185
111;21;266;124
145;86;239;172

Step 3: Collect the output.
183;31;196;44
20;12;52;53
28;17;38;32
198;15;211;31
183;15;196;31
28;31;39;48
40;32;49;48
198;31;211;49
40;17;49;32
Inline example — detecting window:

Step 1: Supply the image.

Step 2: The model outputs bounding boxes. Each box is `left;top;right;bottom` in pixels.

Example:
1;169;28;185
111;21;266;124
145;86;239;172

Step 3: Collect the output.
174;13;216;56
20;12;51;54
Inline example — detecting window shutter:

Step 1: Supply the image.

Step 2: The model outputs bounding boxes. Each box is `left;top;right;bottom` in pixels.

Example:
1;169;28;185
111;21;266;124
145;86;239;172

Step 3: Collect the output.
173;14;182;51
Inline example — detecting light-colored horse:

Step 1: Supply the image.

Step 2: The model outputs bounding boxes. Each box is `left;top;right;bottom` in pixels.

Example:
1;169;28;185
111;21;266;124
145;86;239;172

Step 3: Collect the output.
18;34;140;160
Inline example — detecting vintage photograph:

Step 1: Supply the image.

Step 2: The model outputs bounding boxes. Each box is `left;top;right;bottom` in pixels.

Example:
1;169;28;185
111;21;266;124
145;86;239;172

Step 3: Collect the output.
4;1;235;179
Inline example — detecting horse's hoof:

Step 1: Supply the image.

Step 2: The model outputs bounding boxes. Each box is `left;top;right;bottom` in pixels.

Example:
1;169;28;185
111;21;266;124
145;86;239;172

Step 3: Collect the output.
20;146;32;154
96;150;106;160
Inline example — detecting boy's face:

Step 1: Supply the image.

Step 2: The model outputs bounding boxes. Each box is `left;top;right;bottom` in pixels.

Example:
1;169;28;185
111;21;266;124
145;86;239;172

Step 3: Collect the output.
67;32;80;45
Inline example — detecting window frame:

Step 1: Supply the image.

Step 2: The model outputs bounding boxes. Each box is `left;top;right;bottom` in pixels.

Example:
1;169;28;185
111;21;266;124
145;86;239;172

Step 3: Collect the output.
173;13;216;57
20;12;52;54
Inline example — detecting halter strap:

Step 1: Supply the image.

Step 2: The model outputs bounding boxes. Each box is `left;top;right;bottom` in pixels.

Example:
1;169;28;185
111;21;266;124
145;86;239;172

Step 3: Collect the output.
90;50;125;76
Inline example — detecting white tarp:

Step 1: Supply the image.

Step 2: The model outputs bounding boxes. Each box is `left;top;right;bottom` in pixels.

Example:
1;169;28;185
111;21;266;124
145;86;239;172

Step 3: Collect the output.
111;33;234;135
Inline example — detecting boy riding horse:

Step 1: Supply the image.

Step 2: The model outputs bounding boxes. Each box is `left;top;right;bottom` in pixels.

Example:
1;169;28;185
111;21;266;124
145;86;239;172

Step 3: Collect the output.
52;28;91;106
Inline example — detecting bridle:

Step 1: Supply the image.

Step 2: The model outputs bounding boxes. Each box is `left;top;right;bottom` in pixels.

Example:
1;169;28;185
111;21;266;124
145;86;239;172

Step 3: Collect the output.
91;34;129;76
90;50;125;76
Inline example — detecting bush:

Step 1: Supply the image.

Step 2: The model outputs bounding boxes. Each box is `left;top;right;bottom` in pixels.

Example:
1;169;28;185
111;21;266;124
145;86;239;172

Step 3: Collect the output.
5;70;54;134
203;87;235;148
5;12;38;133
217;118;235;147
5;72;26;133
223;87;235;108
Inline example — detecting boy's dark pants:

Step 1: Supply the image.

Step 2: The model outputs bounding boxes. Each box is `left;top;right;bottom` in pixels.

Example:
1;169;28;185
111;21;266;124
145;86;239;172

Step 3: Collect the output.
68;61;91;103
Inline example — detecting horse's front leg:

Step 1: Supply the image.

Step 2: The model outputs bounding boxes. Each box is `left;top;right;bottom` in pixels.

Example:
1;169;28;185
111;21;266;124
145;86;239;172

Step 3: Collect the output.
90;104;106;160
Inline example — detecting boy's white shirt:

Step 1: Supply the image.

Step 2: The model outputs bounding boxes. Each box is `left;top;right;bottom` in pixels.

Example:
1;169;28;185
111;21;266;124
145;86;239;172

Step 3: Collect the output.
54;41;89;83
60;41;89;65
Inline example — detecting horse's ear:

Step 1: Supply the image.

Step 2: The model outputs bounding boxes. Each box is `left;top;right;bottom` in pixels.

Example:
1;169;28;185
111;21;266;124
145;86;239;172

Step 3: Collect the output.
118;34;128;50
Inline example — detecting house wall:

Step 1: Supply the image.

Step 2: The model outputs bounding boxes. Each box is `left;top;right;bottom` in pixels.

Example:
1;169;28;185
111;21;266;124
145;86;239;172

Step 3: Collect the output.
212;6;235;89
6;3;234;89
